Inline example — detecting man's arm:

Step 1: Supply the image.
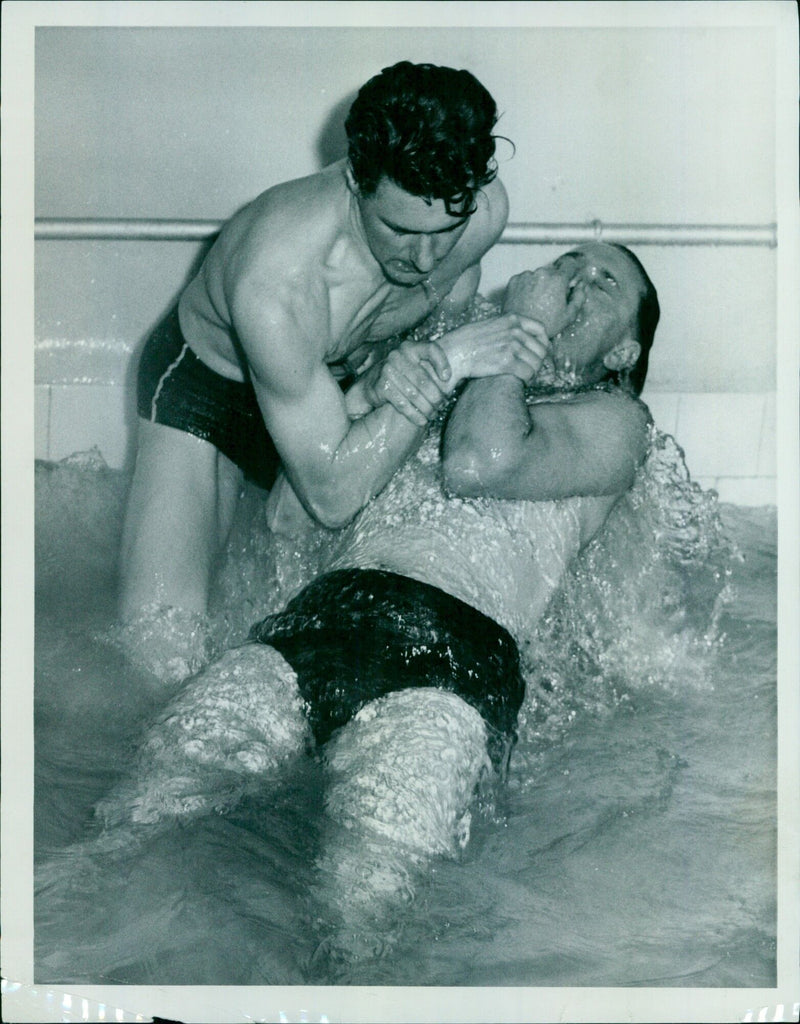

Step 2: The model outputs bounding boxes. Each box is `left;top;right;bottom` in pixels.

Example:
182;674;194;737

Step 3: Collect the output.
232;265;543;528
237;289;428;528
435;177;508;317
442;375;651;501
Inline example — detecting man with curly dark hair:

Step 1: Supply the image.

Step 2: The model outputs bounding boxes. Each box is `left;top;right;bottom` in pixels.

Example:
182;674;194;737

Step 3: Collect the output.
121;61;540;629
345;61;500;218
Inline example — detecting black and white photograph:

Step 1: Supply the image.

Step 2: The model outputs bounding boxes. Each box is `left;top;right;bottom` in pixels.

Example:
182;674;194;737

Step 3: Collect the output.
2;2;798;1022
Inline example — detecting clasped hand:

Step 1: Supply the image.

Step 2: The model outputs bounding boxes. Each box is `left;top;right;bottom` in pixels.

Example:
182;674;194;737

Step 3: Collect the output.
359;313;550;427
503;266;586;338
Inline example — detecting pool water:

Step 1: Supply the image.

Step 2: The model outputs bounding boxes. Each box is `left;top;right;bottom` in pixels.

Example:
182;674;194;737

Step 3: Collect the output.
32;442;777;988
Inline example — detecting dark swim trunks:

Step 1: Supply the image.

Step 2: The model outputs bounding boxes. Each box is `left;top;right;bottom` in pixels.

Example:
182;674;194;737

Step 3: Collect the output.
249;568;525;769
137;305;281;490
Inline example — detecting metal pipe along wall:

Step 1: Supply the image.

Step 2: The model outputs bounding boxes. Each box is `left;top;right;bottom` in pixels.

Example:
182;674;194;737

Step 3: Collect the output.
35;218;778;247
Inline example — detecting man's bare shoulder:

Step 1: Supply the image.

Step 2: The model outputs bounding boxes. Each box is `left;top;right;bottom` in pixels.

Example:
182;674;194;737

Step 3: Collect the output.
431;177;508;292
460;176;509;256
469;178;506;245
533;387;652;464
222;163;348;285
482;175;510;233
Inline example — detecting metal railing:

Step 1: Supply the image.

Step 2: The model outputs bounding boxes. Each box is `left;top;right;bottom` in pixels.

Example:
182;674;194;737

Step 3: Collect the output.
34;218;778;247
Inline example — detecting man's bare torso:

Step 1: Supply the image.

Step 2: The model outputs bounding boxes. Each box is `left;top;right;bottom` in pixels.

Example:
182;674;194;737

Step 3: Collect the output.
178;160;484;382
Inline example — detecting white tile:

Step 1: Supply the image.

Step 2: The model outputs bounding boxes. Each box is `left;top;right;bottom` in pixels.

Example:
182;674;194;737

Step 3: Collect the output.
49;384;135;470
757;391;776;477
641;392;679;436
714;477;776;507
674;393;765;478
35;386;51;460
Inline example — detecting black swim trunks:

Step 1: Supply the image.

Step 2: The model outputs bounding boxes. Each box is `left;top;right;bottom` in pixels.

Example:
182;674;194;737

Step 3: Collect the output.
249;568;525;768
137;305;281;490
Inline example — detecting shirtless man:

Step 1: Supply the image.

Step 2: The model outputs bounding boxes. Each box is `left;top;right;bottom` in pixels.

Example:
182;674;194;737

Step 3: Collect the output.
120;61;542;620
95;242;659;928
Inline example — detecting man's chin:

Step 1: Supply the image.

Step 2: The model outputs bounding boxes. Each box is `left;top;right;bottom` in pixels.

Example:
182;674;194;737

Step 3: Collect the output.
532;365;583;392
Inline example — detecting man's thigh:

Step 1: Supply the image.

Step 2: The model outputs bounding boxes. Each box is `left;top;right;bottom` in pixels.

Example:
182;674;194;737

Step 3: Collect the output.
119;419;241;615
323;688;490;856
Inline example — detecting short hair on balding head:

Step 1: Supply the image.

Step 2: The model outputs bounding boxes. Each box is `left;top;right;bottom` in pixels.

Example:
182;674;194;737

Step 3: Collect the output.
608;244;660;395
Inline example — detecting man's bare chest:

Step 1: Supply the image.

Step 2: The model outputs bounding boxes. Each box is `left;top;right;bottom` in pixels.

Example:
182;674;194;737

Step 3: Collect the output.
327;276;448;361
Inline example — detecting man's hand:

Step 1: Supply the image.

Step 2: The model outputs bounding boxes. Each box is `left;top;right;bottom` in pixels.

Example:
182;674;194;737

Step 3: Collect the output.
438;313;550;386
356;313;549;427
358;339;453;427
503;267;586;338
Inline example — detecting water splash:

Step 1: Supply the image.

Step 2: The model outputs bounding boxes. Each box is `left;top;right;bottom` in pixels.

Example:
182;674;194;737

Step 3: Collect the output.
103;602;220;687
514;421;736;761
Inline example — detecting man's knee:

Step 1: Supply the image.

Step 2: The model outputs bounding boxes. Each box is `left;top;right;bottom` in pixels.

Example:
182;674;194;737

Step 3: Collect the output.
97;645;310;829
145;644;310;770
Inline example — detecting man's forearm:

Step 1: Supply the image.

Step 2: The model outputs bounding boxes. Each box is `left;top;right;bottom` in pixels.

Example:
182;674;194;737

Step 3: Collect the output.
301;400;428;528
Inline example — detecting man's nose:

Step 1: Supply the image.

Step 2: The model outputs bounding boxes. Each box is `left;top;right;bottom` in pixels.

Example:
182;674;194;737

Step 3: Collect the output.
410;234;437;273
570;260;599;286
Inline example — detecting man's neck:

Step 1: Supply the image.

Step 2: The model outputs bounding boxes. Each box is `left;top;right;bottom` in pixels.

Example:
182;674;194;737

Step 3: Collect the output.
525;377;622;402
345;187;381;277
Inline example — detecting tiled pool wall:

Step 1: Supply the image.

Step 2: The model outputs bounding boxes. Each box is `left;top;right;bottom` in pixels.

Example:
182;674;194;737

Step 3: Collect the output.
33;238;779;507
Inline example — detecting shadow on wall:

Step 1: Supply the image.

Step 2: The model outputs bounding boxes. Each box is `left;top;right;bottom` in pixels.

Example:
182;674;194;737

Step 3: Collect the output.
121;93;356;463
137;81;354;356
315;89;356;168
126;83;357;445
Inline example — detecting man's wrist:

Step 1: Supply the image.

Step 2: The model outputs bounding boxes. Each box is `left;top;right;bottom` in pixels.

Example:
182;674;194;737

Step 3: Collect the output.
436;340;465;390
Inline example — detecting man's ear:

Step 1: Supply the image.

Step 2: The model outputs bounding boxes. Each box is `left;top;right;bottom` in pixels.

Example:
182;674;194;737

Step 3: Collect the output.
603;336;641;372
345;163;360;195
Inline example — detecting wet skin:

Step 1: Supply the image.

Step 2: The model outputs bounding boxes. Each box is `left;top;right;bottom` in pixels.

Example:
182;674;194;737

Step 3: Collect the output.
119;161;545;617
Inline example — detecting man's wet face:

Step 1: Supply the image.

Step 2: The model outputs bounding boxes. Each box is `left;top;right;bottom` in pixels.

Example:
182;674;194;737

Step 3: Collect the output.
535;244;645;386
355;177;471;285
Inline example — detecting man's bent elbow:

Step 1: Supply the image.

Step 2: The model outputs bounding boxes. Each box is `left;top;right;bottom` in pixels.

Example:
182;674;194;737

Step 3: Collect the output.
443;441;519;498
305;495;360;531
311;507;356;531
301;483;367;530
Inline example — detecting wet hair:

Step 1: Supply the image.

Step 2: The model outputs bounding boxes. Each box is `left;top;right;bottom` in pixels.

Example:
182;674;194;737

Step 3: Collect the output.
607;244;660;395
345;61;500;217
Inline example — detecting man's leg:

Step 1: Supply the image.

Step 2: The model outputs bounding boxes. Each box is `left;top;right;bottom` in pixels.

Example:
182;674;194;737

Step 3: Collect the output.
316;688;491;938
119;419;243;619
35;643;311;906
95;643;310;834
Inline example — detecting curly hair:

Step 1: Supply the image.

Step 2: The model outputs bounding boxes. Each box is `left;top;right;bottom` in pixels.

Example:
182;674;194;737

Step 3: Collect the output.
345;61;500;217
